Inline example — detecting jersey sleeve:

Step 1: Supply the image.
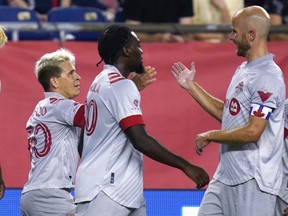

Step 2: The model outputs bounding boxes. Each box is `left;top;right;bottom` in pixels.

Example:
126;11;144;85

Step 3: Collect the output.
251;74;279;108
249;72;283;119
110;79;144;131
54;99;85;127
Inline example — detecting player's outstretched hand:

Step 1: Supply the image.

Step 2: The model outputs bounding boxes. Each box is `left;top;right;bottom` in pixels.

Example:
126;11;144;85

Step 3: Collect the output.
183;163;209;189
172;62;196;90
131;66;157;91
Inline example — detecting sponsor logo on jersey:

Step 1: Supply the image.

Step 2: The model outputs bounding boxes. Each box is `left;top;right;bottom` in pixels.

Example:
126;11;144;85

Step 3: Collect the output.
250;103;272;120
257;90;272;102
229;98;240;116
134;99;139;107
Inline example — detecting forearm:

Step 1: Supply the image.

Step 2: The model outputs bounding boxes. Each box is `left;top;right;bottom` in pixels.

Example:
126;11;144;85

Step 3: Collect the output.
203;117;266;145
204;129;257;145
269;33;288;41
8;0;29;8
193;33;226;42
187;81;224;122
136;33;169;43
219;7;231;24
132;134;190;171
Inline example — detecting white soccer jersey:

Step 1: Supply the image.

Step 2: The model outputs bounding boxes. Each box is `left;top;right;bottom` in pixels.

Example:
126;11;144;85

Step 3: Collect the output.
22;92;84;194
75;65;145;208
214;54;286;195
278;99;288;202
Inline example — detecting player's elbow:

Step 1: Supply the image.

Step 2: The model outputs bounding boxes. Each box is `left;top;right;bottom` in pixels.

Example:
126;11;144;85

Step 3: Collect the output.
246;130;262;143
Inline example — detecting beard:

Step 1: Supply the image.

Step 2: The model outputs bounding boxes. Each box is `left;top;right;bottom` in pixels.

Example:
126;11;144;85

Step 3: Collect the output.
236;39;251;57
135;62;145;74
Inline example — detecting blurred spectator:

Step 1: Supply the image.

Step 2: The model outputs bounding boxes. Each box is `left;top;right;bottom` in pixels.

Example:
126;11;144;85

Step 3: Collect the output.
265;0;288;40
226;0;288;41
7;0;68;22
244;0;265;7
62;0;118;21
0;0;8;5
123;0;193;43
192;0;244;42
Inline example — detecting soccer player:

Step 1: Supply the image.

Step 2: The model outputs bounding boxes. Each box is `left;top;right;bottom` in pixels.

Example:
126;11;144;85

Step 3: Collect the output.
74;25;209;216
20;48;84;215
172;6;285;216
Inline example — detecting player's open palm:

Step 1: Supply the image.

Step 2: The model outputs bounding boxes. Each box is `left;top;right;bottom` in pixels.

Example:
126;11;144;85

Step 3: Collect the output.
172;62;196;90
183;163;209;189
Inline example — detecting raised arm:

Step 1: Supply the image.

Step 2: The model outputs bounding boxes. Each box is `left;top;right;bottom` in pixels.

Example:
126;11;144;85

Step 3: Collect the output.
172;62;224;122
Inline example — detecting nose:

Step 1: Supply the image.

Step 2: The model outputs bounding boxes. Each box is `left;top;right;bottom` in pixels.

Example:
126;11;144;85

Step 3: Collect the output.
75;72;81;80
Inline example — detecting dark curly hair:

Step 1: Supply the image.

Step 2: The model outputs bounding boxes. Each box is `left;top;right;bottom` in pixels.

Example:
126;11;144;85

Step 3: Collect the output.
97;25;133;66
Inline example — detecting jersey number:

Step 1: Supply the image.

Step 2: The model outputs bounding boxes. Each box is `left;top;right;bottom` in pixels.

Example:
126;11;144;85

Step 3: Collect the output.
85;99;98;136
27;123;52;158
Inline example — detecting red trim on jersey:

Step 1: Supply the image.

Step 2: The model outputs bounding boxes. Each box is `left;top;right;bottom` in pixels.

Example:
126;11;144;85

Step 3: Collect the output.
108;72;120;78
50;98;58;104
110;77;125;84
120;114;144;131
73;105;85;127
285;128;288;140
108;72;126;84
49;98;65;104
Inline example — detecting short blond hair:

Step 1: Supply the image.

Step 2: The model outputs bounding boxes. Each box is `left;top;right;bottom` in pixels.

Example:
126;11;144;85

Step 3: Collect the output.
0;26;7;48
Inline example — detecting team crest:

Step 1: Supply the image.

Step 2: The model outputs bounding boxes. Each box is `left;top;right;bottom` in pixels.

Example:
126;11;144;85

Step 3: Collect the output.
229;98;240;116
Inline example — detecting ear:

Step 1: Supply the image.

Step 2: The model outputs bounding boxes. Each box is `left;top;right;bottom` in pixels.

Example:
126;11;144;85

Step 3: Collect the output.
122;46;131;57
248;30;255;41
50;77;59;89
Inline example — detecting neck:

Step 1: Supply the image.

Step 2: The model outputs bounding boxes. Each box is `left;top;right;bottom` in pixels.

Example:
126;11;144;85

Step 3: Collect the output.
113;62;130;78
246;41;268;63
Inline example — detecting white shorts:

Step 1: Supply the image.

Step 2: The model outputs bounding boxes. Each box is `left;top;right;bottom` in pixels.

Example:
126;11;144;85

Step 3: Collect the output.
20;188;76;216
75;191;146;216
198;178;277;216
